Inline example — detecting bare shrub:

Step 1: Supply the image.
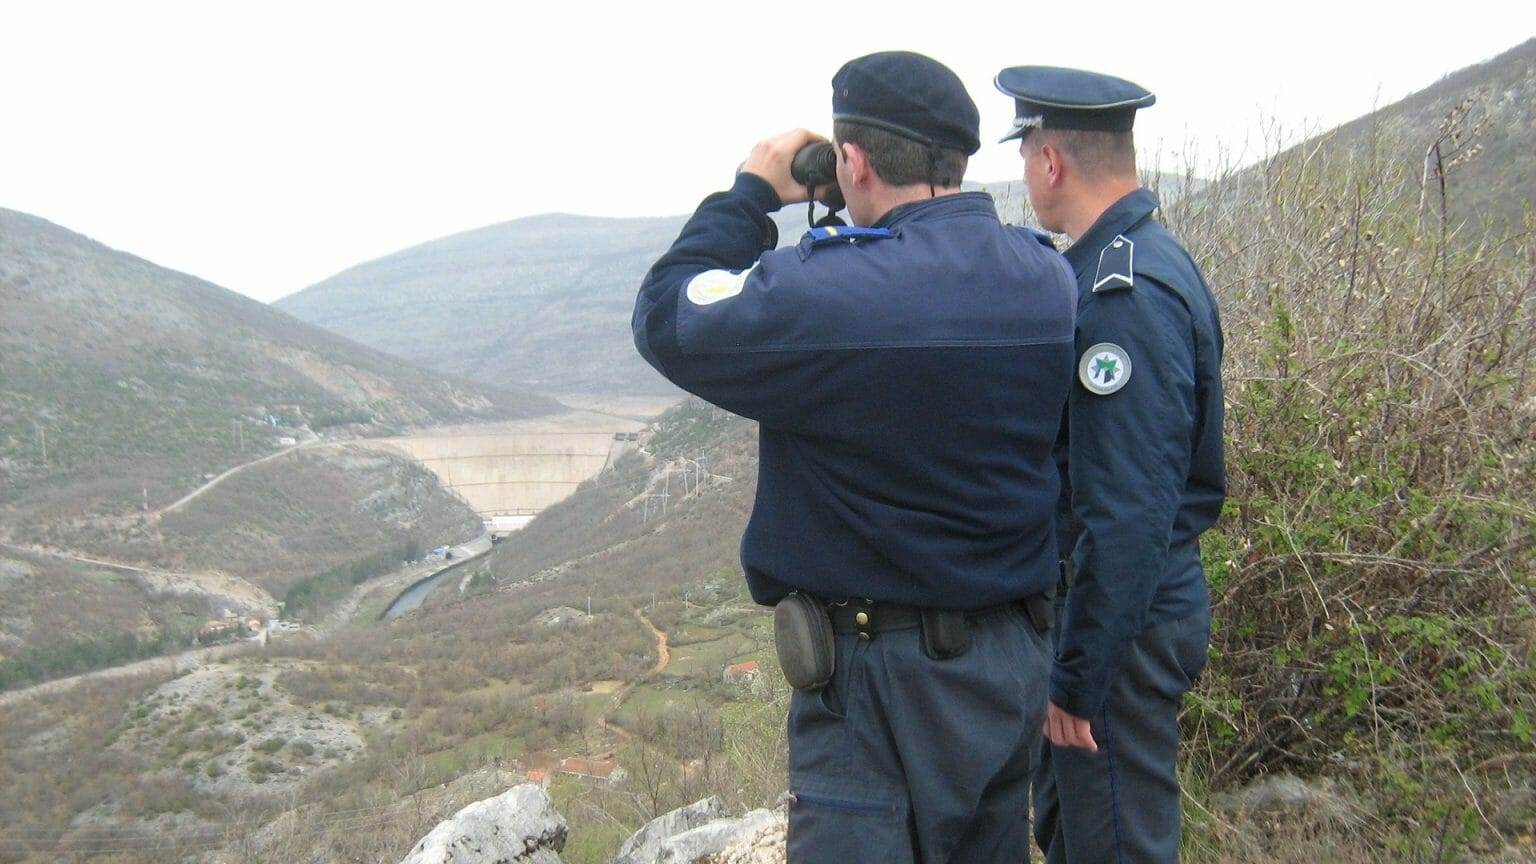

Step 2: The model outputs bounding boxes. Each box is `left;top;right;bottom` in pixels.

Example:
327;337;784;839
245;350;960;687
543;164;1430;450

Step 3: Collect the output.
1165;105;1535;852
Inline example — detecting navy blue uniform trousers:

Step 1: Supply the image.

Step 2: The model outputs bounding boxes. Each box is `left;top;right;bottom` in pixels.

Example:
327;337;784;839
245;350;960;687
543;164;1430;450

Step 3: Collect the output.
787;606;1050;864
1032;604;1210;864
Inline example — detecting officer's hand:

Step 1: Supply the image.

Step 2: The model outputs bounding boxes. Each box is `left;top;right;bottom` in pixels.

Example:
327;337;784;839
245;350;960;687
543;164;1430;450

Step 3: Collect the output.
1045;702;1098;752
740;129;834;207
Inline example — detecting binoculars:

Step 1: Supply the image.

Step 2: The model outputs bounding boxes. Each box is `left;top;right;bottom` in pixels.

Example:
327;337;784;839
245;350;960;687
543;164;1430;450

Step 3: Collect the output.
791;142;846;213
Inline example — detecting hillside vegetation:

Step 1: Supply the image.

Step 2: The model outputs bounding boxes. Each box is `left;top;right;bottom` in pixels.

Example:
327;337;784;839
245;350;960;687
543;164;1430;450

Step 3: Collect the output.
1164;89;1534;858
0;404;751;862
1307;37;1536;233
0;206;557;529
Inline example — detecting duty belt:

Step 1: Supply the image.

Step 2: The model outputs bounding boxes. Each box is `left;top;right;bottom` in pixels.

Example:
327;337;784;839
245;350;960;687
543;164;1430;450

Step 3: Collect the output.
827;595;1052;639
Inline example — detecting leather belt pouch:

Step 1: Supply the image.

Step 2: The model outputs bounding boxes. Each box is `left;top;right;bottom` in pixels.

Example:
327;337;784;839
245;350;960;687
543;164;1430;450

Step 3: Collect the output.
774;592;835;691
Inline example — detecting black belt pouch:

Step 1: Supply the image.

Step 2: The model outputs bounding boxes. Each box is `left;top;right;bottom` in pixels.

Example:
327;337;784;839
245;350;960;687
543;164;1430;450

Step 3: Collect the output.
921;609;971;660
774;591;835;691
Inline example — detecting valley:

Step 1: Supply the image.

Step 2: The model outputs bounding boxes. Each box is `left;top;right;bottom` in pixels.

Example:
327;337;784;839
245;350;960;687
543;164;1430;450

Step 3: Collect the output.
0;401;774;863
0;34;1533;864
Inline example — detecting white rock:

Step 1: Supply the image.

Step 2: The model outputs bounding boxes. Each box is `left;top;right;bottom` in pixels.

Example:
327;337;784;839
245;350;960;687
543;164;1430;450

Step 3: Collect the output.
706;811;787;864
652;808;781;864
398;783;567;864
613;797;729;864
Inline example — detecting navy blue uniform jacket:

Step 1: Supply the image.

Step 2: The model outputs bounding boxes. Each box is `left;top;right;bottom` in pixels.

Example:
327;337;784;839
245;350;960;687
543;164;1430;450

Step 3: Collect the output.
634;173;1076;609
1052;188;1226;717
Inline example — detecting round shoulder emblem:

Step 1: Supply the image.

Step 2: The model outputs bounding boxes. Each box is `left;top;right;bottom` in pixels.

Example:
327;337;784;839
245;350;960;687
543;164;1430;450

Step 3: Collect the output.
1078;342;1132;395
685;267;753;306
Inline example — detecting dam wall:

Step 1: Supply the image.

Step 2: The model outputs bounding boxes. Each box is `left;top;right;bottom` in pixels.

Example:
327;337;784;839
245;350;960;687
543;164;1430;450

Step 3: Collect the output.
366;413;646;518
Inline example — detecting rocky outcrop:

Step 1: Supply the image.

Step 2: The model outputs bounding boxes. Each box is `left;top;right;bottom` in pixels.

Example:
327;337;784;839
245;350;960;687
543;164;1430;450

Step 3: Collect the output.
622;803;785;864
688;810;787;864
612;797;728;864
394;785;789;864
398;783;567;864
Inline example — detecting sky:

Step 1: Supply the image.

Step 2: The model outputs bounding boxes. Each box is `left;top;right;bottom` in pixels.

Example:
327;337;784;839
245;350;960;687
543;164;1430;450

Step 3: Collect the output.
2;2;1532;303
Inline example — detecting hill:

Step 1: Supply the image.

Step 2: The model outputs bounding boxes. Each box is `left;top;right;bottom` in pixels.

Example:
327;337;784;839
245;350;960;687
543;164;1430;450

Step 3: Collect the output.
1274;37;1535;231
275;211;762;398
0;207;547;672
0;206;558;528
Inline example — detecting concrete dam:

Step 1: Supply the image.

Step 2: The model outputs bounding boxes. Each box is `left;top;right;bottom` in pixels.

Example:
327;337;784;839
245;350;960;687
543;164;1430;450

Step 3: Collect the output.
366;411;648;531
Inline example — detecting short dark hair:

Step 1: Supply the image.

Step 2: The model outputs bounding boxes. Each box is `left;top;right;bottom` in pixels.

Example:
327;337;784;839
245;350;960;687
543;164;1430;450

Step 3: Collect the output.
833;120;968;187
1029;128;1137;180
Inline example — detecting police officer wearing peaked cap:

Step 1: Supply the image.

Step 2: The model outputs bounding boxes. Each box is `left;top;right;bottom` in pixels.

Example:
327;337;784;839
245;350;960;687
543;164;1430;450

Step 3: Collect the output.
635;51;1077;863
995;66;1226;864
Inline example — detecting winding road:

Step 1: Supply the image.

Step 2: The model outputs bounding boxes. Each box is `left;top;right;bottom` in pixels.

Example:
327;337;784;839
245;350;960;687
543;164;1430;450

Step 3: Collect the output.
154;428;325;519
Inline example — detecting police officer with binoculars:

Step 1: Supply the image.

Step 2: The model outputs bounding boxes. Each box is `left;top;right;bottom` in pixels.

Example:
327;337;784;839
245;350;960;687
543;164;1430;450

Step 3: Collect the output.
634;50;1076;863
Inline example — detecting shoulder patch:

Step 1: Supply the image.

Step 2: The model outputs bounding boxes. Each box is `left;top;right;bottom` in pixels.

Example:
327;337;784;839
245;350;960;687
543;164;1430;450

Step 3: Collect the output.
1078;342;1132;395
1092;234;1134;293
796;225;893;259
685;266;754;306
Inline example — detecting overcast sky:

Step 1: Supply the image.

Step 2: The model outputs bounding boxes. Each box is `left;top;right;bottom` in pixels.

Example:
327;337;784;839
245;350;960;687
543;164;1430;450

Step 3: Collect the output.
2;2;1532;303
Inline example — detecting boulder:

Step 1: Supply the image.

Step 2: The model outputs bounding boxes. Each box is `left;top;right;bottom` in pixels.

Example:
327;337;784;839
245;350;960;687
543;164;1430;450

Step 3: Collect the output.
613;797;729;864
652;808;782;864
703;811;787;864
399;783;567;864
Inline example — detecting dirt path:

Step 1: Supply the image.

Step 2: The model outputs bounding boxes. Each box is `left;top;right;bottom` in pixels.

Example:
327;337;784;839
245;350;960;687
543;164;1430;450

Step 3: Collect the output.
0;542;275;611
640;609;670;675
0;638;256;709
594;609;669;741
155;429;325;519
0;531;490;705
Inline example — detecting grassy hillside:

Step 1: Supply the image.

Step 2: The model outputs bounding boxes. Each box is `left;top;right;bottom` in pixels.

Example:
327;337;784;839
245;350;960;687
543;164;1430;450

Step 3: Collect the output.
0;208;541;675
68;446;482;601
1308;37;1536;232
0;206;558;528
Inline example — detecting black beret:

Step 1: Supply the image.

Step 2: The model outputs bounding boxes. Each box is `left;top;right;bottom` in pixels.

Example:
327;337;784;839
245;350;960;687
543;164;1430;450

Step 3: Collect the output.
832;51;981;155
994;66;1155;142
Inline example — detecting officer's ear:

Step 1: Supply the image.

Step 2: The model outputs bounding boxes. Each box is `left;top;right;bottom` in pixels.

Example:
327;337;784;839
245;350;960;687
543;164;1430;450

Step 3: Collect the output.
1038;140;1069;188
840;141;874;188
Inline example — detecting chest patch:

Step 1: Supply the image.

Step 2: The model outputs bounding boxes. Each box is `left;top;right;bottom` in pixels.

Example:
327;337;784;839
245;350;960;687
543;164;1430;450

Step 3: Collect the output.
1078;342;1132;395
